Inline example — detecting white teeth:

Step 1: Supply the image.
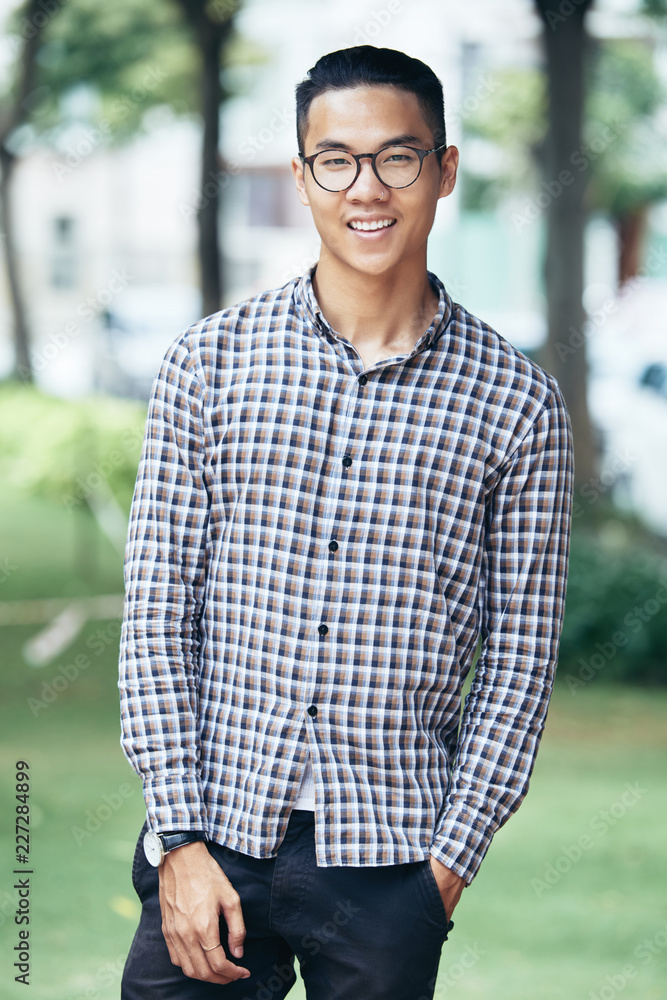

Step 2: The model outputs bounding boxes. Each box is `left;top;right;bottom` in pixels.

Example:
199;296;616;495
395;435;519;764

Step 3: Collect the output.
349;219;395;231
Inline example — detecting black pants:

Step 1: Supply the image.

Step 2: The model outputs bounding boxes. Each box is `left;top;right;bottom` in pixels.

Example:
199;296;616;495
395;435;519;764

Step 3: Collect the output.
121;809;453;1000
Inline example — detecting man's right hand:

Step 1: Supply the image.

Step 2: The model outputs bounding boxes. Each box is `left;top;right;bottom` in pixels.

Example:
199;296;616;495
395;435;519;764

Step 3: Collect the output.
158;840;252;985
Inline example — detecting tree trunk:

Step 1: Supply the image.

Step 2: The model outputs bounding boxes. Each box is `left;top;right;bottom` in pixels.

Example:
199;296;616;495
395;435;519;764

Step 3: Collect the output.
534;0;597;489
617;205;648;286
197;26;226;315
0;0;61;382
0;147;32;381
174;0;235;317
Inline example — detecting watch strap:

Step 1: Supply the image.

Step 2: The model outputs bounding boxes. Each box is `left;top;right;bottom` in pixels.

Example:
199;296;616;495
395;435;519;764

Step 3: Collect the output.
159;830;207;853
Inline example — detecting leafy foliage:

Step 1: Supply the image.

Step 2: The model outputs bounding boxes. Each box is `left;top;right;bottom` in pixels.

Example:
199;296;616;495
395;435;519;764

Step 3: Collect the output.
586;39;667;215
0;382;146;513
558;511;667;687
10;0;200;142
459;37;667;217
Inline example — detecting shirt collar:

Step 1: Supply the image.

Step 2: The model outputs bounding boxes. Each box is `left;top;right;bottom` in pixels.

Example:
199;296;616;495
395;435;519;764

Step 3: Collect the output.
293;264;454;354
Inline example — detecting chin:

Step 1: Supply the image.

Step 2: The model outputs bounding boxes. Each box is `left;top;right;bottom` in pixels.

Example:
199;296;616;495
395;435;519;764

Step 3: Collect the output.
338;250;401;277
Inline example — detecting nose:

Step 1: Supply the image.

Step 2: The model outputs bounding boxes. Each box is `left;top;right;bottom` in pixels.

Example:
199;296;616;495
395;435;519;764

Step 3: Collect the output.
346;155;387;200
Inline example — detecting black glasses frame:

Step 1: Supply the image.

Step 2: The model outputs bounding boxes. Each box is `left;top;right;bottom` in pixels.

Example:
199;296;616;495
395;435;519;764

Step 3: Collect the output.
300;143;448;192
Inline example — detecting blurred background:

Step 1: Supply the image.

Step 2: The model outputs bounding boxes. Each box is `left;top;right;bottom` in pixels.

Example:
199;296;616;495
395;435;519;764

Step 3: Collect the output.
0;1;666;997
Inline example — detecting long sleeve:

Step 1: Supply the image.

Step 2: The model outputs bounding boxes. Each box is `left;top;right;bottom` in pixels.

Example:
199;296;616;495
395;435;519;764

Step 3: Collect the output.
118;336;210;832
429;381;575;884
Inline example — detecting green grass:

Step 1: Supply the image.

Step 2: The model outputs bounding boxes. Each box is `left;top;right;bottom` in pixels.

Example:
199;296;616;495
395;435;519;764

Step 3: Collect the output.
1;494;666;999
0;491;124;602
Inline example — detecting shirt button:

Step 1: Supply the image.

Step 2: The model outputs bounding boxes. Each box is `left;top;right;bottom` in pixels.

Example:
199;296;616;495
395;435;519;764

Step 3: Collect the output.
318;623;328;635
307;705;318;717
358;374;368;385
342;455;352;468
328;540;338;552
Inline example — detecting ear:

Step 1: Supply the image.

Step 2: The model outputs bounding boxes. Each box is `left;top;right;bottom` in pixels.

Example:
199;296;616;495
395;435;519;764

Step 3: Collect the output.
291;155;310;207
437;145;459;201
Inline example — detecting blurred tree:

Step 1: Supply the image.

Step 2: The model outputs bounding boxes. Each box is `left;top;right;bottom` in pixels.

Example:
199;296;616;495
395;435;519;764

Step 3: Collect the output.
460;2;667;488
0;0;250;379
533;0;596;489
32;0;243;315
462;42;667;283
33;0;199;138
588;39;667;284
532;0;666;488
171;0;236;316
0;0;66;382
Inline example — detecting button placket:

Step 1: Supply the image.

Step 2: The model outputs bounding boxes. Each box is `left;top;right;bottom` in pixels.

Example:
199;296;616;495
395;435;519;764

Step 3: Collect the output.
310;376;358;626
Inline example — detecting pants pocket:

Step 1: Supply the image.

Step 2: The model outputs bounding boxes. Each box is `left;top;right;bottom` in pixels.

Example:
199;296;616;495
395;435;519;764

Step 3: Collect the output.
131;820;149;897
421;859;454;939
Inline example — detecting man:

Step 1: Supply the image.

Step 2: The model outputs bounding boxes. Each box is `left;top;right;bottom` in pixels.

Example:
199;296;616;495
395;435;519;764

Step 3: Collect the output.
119;45;574;1000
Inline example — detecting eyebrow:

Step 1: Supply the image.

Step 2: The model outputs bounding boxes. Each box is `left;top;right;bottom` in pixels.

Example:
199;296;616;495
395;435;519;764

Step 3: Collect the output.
312;133;427;152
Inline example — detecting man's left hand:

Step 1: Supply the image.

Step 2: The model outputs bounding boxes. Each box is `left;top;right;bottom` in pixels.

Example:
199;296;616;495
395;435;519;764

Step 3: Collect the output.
428;855;465;921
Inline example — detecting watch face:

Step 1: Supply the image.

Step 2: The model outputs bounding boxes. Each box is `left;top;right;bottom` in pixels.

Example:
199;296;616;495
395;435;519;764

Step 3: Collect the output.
143;831;164;867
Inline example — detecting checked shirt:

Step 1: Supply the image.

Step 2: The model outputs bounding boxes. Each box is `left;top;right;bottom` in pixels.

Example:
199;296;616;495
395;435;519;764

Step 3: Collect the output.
118;265;574;885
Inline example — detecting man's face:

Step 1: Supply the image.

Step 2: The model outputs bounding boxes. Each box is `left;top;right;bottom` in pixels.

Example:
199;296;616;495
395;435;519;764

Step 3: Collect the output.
291;84;458;279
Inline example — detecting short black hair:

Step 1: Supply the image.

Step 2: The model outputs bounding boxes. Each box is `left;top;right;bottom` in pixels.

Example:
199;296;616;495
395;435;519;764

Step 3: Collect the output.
295;46;446;163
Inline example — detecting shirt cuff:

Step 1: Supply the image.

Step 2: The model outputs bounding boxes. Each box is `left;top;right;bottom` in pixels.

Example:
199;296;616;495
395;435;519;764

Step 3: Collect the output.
429;807;496;885
142;775;209;834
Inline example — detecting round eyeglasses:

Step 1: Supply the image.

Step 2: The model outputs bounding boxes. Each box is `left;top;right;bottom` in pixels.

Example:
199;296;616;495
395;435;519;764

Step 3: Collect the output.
300;143;447;193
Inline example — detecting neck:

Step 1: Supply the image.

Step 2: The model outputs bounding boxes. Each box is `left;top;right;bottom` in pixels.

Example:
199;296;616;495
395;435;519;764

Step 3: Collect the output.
311;249;438;349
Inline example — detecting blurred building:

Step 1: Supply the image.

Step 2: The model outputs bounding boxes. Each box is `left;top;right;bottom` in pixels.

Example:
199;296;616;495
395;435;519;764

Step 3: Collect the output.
1;0;667;417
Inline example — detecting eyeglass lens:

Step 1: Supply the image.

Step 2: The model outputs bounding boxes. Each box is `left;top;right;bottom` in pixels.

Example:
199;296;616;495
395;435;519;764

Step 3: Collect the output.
312;146;422;191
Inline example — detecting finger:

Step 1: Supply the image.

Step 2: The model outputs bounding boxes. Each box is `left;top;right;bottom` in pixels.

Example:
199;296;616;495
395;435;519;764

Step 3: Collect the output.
158;883;178;957
159;900;185;970
220;891;247;959
170;938;233;983
200;944;251;984
169;919;251;984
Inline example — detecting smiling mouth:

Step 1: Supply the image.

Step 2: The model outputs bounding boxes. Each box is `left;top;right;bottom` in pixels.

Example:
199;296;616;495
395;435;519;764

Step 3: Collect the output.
348;219;397;231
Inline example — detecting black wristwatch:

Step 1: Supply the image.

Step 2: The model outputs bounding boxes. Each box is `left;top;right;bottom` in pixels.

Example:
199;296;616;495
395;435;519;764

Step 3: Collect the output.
143;829;207;867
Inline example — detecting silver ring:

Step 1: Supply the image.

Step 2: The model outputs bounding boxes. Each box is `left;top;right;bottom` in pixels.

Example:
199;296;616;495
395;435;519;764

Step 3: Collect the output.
202;943;223;952
379;191;384;201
